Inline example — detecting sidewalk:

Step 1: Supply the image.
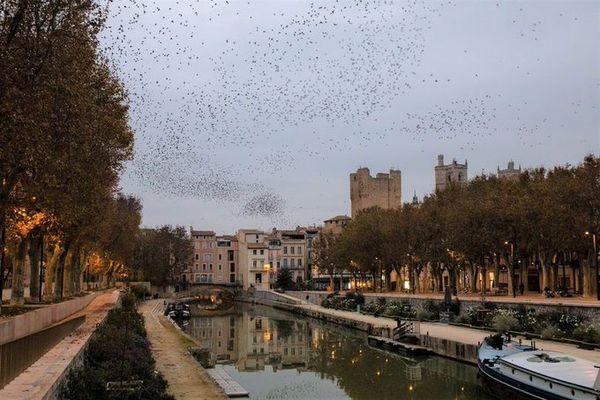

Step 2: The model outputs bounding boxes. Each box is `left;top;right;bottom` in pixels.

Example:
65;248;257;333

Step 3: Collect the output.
297;302;600;364
0;290;120;400
139;300;227;400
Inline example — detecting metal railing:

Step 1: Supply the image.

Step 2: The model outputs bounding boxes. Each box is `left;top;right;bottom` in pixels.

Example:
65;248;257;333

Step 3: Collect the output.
0;314;85;388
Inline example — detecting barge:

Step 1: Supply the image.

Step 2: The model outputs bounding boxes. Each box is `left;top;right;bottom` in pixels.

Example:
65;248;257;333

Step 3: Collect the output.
478;334;600;400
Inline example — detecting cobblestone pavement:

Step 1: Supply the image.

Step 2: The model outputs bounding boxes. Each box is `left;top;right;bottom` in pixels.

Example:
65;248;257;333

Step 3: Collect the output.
0;290;120;400
140;300;227;400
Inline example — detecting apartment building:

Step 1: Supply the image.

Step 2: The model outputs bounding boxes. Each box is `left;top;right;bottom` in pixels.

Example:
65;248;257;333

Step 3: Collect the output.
187;229;239;285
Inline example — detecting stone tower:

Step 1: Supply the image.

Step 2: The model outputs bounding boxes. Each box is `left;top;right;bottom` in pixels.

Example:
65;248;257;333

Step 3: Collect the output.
434;154;468;192
497;161;521;181
350;167;401;217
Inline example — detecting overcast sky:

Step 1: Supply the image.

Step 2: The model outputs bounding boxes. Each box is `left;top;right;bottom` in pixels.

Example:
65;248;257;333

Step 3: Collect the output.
101;0;600;234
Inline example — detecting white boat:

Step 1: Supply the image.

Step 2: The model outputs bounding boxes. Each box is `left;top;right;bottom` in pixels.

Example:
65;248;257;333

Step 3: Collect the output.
478;334;600;400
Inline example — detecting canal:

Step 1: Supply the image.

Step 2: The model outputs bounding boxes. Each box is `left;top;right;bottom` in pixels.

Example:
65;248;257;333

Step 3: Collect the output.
180;303;495;400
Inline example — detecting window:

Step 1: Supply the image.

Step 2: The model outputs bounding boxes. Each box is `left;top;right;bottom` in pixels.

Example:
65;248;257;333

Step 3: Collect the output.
290;246;295;254
201;274;207;282
218;254;222;260
277;261;280;268
297;246;302;254
260;249;264;255
204;254;211;262
230;273;236;283
230;263;235;272
195;254;199;260
253;260;257;268
298;259;302;266
253;249;257;255
208;274;213;282
228;251;234;261
283;259;288;268
202;242;207;249
202;263;207;271
218;264;222;271
209;263;213;270
283;246;288;254
291;259;295;268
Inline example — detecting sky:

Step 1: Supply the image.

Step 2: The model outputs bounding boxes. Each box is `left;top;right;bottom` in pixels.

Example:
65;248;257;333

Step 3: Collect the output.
100;0;600;234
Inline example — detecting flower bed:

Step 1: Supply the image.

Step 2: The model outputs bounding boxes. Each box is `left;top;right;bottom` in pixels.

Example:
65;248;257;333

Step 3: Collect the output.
454;303;600;345
59;295;174;400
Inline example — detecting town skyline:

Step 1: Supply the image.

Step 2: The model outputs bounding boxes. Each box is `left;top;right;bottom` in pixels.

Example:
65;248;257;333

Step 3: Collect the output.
107;0;598;233
138;151;596;234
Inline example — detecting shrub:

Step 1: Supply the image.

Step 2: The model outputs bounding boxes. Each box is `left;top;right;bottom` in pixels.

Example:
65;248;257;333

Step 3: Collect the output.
415;308;437;321
130;285;150;300
540;324;563;340
492;313;520;333
384;303;403;317
60;303;174;400
572;324;600;344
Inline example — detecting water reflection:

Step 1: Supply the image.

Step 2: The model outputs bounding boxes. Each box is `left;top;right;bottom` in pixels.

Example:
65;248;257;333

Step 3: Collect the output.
181;303;493;400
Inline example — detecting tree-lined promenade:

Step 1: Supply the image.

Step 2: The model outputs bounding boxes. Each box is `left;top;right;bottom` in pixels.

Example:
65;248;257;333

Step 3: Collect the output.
314;155;600;298
0;0;140;307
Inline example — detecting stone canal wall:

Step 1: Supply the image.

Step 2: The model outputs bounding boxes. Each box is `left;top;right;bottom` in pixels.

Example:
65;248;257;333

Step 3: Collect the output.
285;291;600;321
0;291;105;346
420;334;478;364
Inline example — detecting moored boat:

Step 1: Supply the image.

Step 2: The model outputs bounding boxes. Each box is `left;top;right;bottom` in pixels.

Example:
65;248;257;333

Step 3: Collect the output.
478;334;600;400
164;302;191;319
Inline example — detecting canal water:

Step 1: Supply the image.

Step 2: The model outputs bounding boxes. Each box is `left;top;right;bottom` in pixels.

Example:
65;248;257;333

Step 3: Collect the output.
180;303;495;400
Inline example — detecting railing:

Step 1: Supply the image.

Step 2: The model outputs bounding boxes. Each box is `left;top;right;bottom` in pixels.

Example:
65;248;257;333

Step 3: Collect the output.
0;315;85;388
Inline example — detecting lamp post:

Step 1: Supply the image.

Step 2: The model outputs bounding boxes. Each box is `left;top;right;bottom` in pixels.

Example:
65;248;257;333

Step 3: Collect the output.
505;241;516;298
585;231;599;301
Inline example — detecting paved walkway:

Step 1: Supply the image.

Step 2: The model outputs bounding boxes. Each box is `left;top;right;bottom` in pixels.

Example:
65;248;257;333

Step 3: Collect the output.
297;302;600;364
0;290;120;399
140;300;227;400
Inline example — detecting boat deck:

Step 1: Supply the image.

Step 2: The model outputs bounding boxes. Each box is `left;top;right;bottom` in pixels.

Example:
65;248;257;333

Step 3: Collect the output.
501;350;600;391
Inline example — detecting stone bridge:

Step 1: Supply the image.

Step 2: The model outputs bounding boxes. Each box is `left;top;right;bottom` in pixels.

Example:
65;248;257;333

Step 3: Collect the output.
174;283;239;305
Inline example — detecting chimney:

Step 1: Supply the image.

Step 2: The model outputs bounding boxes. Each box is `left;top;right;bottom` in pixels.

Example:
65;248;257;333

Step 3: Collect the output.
508;161;514;170
437;154;444;166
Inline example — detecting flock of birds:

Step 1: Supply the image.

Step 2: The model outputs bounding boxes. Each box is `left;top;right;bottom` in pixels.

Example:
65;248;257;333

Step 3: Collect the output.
98;0;587;221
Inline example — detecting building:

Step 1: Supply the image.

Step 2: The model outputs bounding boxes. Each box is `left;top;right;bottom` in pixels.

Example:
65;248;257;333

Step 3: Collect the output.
350;167;401;217
434;154;468;191
279;230;307;284
497;161;521;180
187;230;240;286
323;215;351;235
237;230;270;290
190;230;217;284
215;235;239;285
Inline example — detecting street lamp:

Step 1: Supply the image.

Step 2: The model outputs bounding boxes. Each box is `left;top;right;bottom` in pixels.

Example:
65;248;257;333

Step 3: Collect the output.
585;231;599;301
505;241;516;298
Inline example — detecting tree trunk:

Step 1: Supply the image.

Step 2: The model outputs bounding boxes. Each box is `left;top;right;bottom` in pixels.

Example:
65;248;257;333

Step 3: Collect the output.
53;242;71;300
10;238;28;306
44;244;62;300
469;262;477;293
66;247;81;297
27;234;41;303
